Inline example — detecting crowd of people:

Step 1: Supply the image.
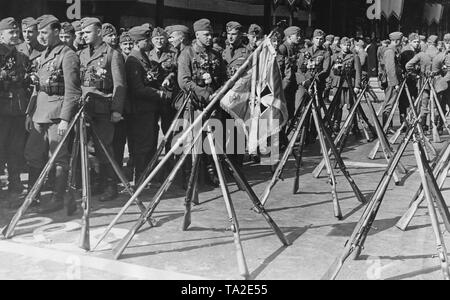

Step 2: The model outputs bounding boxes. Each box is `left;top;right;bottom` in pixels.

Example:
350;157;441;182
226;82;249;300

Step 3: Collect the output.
0;13;448;218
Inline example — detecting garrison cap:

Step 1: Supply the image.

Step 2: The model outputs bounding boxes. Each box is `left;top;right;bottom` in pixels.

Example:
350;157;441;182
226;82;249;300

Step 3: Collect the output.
313;29;325;38
37;15;59;30
80;17;101;30
141;23;153;32
102;23;117;37
226;21;242;32
444;33;450;42
419;35;426;41
193;19;212;33
152;27;167;38
284;26;301;37
325;34;335;42
21;17;38;28
166;25;189;35
119;31;133;43
340;37;351;45
128;25;151;42
60;22;75;34
248;24;263;37
389;32;403;41
71;20;81;32
0;17;19;31
408;33;420;41
428;35;438;43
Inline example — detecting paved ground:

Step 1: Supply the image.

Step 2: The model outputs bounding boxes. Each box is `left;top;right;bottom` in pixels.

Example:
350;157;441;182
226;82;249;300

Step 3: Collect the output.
1;100;450;280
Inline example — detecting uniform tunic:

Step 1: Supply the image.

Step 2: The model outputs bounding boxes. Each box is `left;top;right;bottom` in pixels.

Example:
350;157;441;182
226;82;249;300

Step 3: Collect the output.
78;42;126;166
25;42;81;170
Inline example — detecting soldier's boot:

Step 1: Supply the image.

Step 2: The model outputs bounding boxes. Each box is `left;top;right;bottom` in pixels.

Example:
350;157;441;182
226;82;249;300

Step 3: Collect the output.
6;168;24;210
98;165;118;202
37;166;67;214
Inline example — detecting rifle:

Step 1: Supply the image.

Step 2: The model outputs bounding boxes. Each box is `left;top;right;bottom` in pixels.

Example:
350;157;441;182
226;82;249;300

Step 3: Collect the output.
260;100;313;206
322;119;418;280
1;105;84;239
135;90;191;188
79;106;91;251
311;81;341;219
312;99;366;204
113;122;206;259
312;83;369;179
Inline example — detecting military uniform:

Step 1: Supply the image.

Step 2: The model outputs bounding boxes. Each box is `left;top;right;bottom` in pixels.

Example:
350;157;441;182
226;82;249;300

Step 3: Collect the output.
431;49;450;128
222;24;251;165
79;21;126;200
148;42;177;135
398;44;420;123
279;40;300;119
0;40;31;195
296;36;331;142
296;44;331;102
24;15;81;213
329;49;362;131
125;25;165;182
406;50;433;121
178;19;226;186
381;39;403;124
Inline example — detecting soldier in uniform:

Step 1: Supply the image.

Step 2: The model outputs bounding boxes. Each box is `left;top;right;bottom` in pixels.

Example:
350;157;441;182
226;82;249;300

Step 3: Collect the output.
59;22;76;51
0;18;31;207
102;23;118;49
119;31;133;60
113;31;134;174
296;29;331;143
148;27;177;139
247;24;264;52
167;25;191;58
381;32;404;129
398;33;421;127
17;17;45;70
431;34;450;133
405;34;434;131
331;36;341;54
24;15;81;213
329;37;362;134
79;17;126;202
324;34;335;51
125;25;167;183
177;18;226;186
425;35;439;58
279;26;301;122
222;21;251;166
71;20;86;52
420;35;428;53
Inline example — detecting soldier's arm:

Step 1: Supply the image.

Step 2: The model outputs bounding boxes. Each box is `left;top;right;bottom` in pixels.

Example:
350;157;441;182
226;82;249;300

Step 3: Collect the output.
125;56;160;101
405;53;420;72
384;49;399;86
177;50;213;102
358;51;367;67
110;49;127;115
354;54;362;89
60;50;82;122
318;51;331;81
432;53;443;74
442;54;450;82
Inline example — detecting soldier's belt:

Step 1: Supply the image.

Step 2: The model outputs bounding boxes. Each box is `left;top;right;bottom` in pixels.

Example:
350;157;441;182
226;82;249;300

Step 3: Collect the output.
40;83;65;96
82;80;113;94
